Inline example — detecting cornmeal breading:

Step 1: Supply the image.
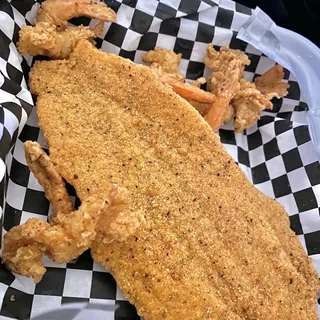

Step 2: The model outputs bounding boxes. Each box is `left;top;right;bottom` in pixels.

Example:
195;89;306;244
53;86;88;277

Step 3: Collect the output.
3;40;318;320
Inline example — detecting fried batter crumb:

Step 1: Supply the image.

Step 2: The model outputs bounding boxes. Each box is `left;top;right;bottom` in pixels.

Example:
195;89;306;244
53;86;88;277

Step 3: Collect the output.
142;47;182;74
255;64;290;96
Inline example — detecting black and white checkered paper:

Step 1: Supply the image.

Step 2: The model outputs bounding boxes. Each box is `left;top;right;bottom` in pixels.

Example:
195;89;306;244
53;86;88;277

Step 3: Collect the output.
0;0;319;319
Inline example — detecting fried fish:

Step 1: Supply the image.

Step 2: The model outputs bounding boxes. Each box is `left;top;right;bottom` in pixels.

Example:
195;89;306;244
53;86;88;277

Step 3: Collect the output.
3;40;318;320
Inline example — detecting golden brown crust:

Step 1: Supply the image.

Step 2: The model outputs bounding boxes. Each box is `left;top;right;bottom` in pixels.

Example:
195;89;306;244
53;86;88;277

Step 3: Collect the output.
37;0;116;28
187;100;212;116
191;77;206;88
204;60;242;131
204;45;251;72
150;63;185;82
24;140;73;221
255;64;290;96
2;196;107;282
17;22;103;59
2;180;143;282
232;79;281;133
222;104;235;123
23;40;319;319
18;0;115;59
142;47;182;74
205;45;250;96
204;46;290;132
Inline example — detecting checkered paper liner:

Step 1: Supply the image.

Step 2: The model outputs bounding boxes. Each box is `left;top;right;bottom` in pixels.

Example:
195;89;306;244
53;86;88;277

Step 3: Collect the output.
0;0;319;319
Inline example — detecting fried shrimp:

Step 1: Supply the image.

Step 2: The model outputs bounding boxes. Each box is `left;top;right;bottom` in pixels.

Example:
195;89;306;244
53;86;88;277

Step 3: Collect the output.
232;79;279;133
204;59;242;131
230;66;290;133
150;64;215;105
2;139;144;282
200;45;249;130
205;44;250;95
17;0;116;59
18;21;104;59
142;47;182;74
37;0;116;28
2;195;107;283
161;79;216;104
255;64;290;96
203;45;289;132
24;141;73;221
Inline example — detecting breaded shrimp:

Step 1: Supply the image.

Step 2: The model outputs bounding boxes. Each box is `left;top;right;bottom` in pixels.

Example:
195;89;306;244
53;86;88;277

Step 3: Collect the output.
142;47;182;74
37;0;116;28
18;0;115;59
24;141;73;221
255;64;290;96
18;21;104;61
2;195;107;283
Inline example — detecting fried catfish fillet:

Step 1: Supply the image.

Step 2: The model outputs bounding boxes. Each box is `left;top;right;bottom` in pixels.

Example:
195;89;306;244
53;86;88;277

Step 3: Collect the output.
4;40;318;319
